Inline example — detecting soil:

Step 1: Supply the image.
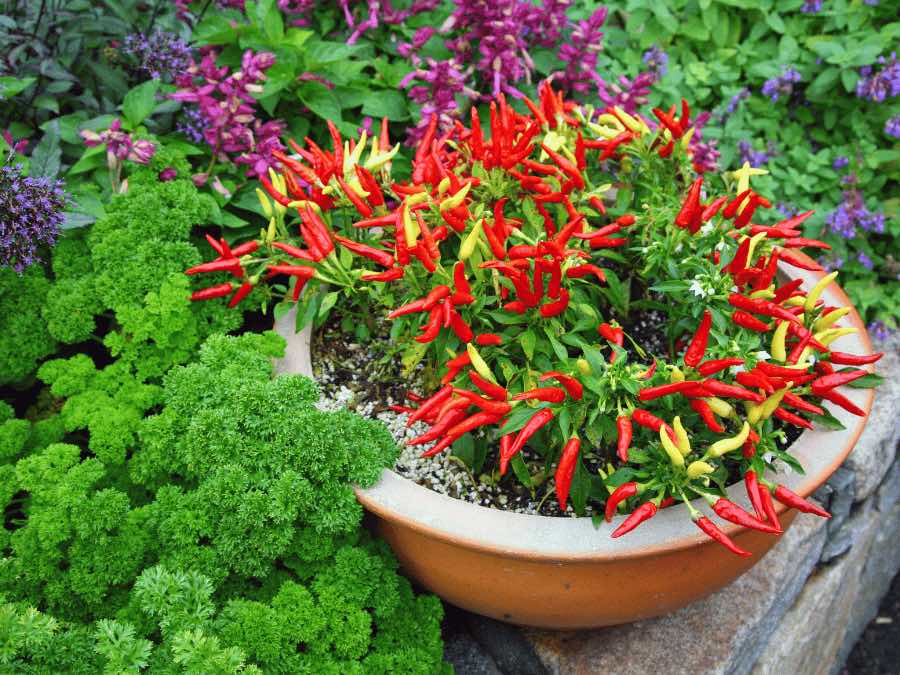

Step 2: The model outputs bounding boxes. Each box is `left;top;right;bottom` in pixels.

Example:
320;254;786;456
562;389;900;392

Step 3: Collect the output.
310;310;804;518
843;570;900;674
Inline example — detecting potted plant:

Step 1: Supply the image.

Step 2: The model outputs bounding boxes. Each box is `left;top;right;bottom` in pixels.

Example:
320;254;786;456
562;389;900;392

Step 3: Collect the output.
187;84;880;628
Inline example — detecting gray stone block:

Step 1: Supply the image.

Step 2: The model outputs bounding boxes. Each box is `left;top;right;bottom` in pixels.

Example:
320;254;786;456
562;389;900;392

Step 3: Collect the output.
876;455;900;513
444;631;503;675
525;514;827;675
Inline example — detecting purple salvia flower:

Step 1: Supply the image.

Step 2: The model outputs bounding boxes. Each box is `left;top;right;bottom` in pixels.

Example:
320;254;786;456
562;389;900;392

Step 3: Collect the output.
555;7;608;96
776;203;799;218
2;130;28;154
122;30;192;81
856;251;874;269
800;0;823;12
826;189;886;239
598;72;654;114
738;140;777;168
642;46;668;81
400;58;477;143
761;67;802;102
80;119;157;165
0;163;67;272
885;115;900;138
159;167;178;182
819;255;845;272
867;320;893;342
832;155;849;170
529;0;572;48
856;52;900;102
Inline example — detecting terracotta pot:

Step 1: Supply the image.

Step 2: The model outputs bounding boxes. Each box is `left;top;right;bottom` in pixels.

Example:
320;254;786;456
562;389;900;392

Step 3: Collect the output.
274;259;876;629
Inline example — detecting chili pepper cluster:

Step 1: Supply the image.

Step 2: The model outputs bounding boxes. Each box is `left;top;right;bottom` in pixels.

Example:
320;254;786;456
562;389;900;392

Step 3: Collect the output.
186;83;882;556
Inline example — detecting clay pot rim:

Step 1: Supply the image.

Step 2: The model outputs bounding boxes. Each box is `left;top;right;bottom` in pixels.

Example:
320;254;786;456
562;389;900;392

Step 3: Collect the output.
279;259;875;562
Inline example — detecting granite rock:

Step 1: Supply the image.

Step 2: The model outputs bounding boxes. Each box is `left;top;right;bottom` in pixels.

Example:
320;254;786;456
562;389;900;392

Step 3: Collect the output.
465;613;549;675
525;514;827;675
443;631;503;675
817;467;857;564
845;336;900;502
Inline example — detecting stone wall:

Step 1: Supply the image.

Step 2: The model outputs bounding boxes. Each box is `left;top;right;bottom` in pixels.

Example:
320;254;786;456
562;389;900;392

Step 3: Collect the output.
444;336;900;675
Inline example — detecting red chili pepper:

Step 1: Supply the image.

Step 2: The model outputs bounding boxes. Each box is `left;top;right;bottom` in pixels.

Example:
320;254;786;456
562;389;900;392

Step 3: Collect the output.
468;371;508;401
638;381;698;401
475;333;503;347
388;299;426;319
512;387;567;403
748;225;800;238
722;189;752;219
354;165;384;206
449;311;474;343
190;282;234;301
539;289;570;318
711;497;780;534
779;251;824;272
302;206;335;256
731;310;771;332
690;399;724;433
616;415;632;462
783;237;831;250
697;358;744;376
605;482;638;522
267;264;317;277
782;392;824;416
421;411;502;458
744;470;768;523
773;485;830;518
638;361;658;380
333;235;394;268
771;279;804;304
754;361;808;378
555;436;581;511
415;306;443;343
810;369;868;395
684;310;712;367
817;388;866;416
787;330;813;365
701;379;765;402
773;407;813;429
701;196;728;222
566;264;606;283
362;267;404;282
227;281;253;308
454;390;512;417
537;372;583;400
500;408;555;474
326;119;343;172
231;241;259;257
611;502;657;538
408;408;467;446
736;371;775;394
728;293;802;326
540;143;584;188
675;177;703;231
272;242;315;261
185;258;242;275
694;516;751;557
760;485;781;532
422;285;451;310
826;351;882;366
598;131;633;161
631;409;675;440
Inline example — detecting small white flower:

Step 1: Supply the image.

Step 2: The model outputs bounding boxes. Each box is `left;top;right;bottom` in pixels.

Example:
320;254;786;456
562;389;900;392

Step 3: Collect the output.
699;222;716;236
756;350;771;361
689;279;707;297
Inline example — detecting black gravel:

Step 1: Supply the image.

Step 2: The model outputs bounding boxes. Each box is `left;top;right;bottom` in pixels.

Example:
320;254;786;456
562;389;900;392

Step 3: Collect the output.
843;570;900;674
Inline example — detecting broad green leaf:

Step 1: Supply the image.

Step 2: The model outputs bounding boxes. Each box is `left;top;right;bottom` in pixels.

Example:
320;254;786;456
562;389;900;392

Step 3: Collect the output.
122;80;160;128
297;81;341;121
362;90;409;121
0;76;36;98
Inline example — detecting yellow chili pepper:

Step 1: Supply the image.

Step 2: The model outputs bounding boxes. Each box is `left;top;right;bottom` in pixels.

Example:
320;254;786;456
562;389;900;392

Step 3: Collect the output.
266;217;277;242
680;126;695;149
440;182;472;212
613;107;648;135
749;288;776;300
576;358;592;376
759;382;793;420
731;161;769;197
364;143;400;171
687;460;715;479
673;416;691;456
706;397;733;418
708;422;751;458
783;296;806;307
466;344;496;383
437;176;451;196
405;191;431;207
402;204;420;248
813;306;851;332
744;232;768;270
804;271;839;312
669;365;685;383
459;219;483;260
594;114;626;131
771;320;789;362
816;326;857;347
660;424;685;468
256;189;273;218
747;402;763;425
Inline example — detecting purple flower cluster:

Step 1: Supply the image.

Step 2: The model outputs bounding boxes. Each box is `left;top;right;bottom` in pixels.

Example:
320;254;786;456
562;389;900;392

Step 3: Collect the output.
445;0;538;98
867;320;894;342
856;251;874;270
642;46;669;82
832;155;849;170
556;8;608;96
886;115;900;138
825;189;886;239
738;139;778;167
0;163;67;272
81;119;157;165
122;30;192;80
856;52;900;102
171;49;285;178
800;0;823;12
598;72;655;114
400;58;476;143
761;67;802;102
688;111;720;174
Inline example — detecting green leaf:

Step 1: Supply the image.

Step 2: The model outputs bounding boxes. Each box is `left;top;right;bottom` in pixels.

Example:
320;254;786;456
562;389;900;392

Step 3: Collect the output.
30;122;61;178
122;80;160;128
844;373;884;389
67;145;107;176
806;410;845;431
318;291;339;319
806;67;841;99
510;453;532;488
297;82;341;122
0;76;36;98
521;330;536;360
765;12;785;33
362;90;409;121
257;0;284;42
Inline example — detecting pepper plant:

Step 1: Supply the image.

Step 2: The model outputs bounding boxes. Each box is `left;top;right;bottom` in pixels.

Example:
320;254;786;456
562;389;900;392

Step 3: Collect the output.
188;83;882;555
